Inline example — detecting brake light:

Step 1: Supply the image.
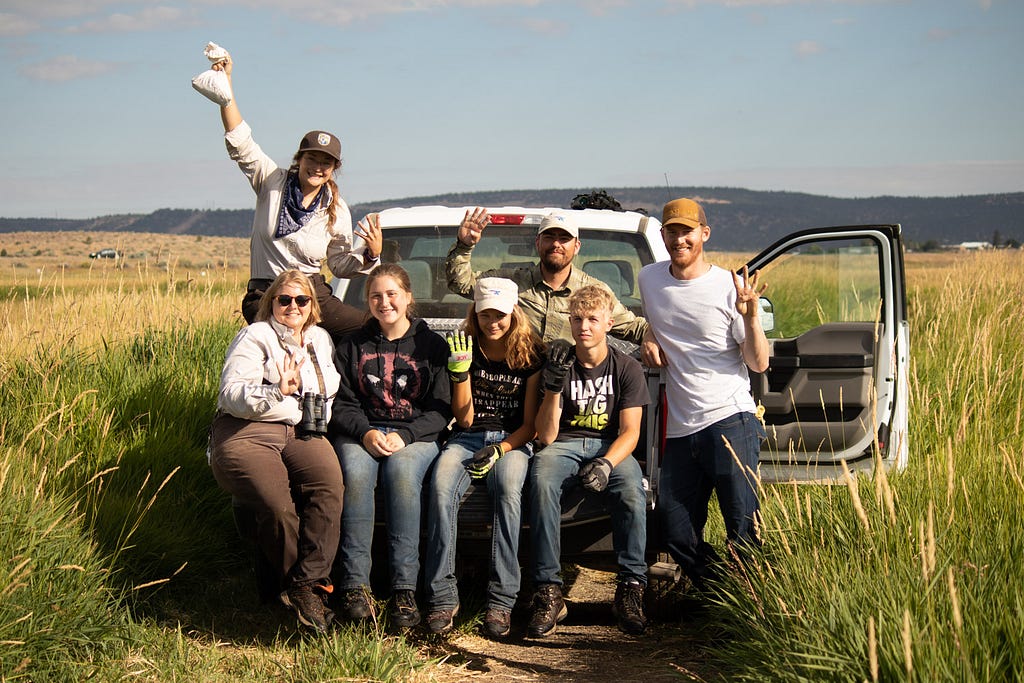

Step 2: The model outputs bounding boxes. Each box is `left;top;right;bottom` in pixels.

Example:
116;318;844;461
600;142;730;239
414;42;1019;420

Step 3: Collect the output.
488;214;525;225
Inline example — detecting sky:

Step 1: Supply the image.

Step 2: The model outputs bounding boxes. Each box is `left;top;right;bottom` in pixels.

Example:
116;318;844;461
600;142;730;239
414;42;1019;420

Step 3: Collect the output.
0;0;1022;219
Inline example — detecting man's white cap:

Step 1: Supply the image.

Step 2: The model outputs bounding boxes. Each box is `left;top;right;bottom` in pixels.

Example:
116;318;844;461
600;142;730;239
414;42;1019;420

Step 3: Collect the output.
537;213;579;238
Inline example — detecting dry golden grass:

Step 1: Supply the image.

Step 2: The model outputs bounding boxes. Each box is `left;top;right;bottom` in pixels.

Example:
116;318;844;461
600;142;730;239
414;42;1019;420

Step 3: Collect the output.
0;230;249;273
0;231;251;358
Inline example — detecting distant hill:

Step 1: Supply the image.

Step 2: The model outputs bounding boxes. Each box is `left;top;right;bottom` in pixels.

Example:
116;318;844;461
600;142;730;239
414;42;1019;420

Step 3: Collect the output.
2;187;1022;250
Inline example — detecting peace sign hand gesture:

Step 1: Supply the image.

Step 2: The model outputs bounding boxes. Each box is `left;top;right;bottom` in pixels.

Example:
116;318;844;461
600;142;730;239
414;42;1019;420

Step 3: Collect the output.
733;265;767;320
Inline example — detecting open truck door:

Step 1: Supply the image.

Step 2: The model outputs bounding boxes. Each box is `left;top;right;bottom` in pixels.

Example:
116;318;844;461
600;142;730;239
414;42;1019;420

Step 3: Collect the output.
745;224;909;482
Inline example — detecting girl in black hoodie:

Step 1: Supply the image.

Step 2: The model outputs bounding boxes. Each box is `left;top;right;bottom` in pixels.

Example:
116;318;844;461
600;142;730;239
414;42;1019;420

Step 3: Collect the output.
329;263;450;629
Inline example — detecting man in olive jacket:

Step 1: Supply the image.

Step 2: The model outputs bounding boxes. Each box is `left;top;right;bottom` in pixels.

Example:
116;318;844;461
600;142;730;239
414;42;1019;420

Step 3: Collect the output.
445;208;660;365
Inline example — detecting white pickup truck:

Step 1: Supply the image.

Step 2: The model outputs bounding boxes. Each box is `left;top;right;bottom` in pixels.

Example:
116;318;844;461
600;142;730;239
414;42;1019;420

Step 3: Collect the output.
332;204;910;572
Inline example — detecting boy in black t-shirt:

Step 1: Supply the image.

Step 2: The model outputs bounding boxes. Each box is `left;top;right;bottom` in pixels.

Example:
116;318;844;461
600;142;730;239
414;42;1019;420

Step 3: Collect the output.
526;285;650;638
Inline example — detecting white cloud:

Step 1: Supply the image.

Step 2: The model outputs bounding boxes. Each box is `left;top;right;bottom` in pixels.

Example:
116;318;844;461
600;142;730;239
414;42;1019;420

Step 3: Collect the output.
0;1;123;21
663;0;906;7
189;0;544;25
515;17;567;35
794;40;823;57
0;12;41;36
0;1;128;35
19;54;118;82
65;6;197;33
581;0;630;16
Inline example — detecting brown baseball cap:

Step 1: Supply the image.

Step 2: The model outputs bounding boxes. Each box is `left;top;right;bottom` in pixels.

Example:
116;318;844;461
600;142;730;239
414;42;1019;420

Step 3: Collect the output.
298;130;342;162
662;198;707;229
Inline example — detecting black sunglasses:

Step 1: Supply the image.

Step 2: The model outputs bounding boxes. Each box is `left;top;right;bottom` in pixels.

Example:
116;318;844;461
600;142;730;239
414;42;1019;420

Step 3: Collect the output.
274;294;312;307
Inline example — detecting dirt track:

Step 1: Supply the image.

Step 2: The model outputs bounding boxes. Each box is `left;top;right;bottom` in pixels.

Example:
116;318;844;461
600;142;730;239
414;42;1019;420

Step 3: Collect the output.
427;567;719;682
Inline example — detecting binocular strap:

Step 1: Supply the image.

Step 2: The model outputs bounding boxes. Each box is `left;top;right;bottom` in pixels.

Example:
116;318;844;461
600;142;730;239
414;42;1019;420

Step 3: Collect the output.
304;343;327;397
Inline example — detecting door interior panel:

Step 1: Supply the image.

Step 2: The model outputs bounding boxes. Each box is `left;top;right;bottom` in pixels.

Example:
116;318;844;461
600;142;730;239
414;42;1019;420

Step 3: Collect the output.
752;322;877;462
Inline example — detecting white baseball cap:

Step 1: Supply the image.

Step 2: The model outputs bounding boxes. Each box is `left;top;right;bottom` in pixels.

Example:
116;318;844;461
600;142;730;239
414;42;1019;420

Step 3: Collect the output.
473;277;519;314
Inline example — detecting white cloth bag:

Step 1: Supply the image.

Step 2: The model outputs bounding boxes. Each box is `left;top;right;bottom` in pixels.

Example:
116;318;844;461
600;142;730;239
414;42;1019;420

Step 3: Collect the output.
191;42;233;106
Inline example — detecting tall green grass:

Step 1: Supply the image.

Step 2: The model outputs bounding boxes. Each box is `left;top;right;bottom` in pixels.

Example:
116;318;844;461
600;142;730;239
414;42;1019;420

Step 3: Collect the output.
1;313;433;681
709;251;1024;680
0;451;130;681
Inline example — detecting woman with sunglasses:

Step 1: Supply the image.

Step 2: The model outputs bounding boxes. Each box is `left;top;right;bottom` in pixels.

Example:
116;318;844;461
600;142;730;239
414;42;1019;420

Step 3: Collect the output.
329;263;451;629
209;269;343;633
210;52;381;340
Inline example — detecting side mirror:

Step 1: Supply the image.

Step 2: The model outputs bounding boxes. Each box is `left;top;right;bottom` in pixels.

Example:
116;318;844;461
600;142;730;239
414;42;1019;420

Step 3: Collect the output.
758;297;775;334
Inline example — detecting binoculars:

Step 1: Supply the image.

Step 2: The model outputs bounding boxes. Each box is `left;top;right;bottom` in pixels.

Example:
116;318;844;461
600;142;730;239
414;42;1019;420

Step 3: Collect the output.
297;392;328;440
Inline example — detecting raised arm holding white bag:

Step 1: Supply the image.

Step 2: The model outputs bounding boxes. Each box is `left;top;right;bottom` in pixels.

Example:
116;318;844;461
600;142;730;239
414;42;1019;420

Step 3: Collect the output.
197;46;384;342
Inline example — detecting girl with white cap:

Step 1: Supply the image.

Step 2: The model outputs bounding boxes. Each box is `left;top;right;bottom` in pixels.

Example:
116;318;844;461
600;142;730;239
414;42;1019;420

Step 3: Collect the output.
423;277;544;638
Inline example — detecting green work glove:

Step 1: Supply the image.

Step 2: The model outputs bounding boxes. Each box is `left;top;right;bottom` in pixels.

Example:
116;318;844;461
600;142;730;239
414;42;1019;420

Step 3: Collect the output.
447;331;473;382
543;339;575;393
466;443;503;479
579;457;612;492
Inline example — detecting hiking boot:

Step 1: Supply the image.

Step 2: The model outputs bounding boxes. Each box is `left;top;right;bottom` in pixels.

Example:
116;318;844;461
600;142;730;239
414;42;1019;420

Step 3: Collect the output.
526;584;567;638
425;604;460;635
390;589;421;629
281;583;330;633
313;582;336;625
613;579;648;635
339;587;375;622
481;607;512;639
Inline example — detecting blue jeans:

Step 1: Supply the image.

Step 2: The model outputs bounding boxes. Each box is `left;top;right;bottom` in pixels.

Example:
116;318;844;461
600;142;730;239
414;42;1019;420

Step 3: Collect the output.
333;429;439;592
425;430;530;611
529;437;647;586
660;411;766;587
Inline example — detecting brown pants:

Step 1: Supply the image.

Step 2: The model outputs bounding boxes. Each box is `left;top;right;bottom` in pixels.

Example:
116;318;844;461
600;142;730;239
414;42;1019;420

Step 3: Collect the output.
209;414;343;591
242;273;369;343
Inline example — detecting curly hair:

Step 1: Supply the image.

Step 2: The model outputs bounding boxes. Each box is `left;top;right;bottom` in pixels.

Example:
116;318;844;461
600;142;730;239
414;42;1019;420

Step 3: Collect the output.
255;269;322;332
463;304;542;371
568;284;615;317
289;152;343;232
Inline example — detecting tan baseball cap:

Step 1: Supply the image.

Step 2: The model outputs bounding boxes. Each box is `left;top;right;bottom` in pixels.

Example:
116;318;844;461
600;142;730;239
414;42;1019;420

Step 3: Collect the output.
537;213;579;238
662;198;707;229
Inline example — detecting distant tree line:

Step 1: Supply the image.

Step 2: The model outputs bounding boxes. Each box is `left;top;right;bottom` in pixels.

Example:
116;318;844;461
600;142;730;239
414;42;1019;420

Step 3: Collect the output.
2;188;1021;252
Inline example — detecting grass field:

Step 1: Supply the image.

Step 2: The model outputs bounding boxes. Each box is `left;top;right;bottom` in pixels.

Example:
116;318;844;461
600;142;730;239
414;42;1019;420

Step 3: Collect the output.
1;231;1023;681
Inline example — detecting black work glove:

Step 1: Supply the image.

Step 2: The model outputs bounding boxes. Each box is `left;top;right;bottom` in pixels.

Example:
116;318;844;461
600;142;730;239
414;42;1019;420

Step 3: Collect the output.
579;457;613;492
466;443;503;479
542;339;575;393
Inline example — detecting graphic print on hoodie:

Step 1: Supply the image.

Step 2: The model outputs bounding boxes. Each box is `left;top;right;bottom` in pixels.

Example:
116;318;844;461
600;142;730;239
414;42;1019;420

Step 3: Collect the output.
359;349;423;420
